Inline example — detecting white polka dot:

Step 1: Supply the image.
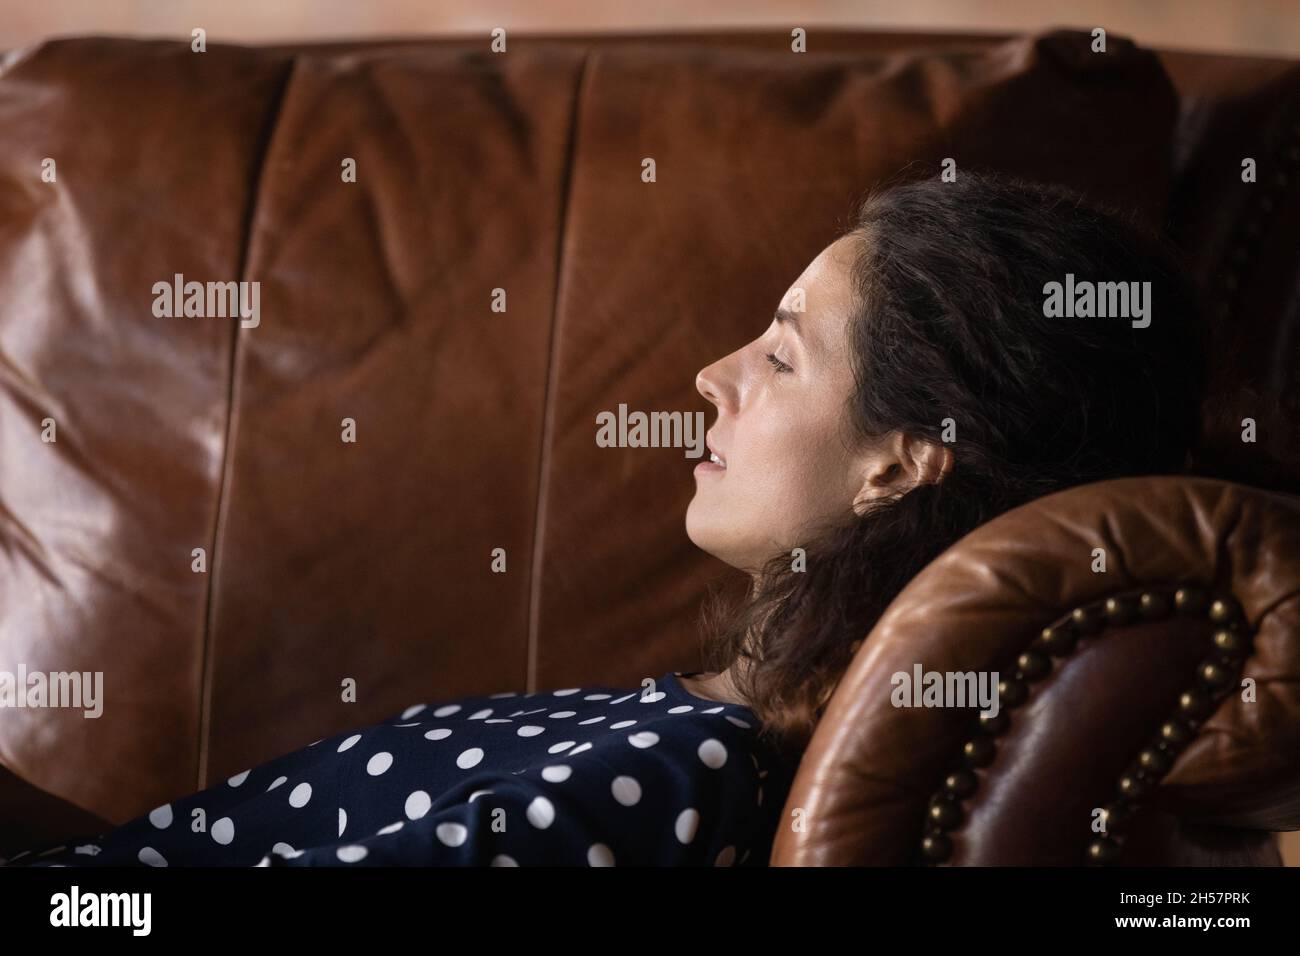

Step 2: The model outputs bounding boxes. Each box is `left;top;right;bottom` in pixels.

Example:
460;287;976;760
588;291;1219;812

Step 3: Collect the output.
254;856;270;867
401;704;426;719
611;776;641;806
583;693;612;700
668;705;694;714
491;854;518;866
541;765;572;783
469;708;493;720
553;688;581;696
488;691;520;699
366;752;394;776
138;847;167;867
485;719;512;724
424;728;452;741
337;734;361;752
267;776;287;791
405;791;432;820
211;817;235;845
548;711;576;719
547;740;576;753
725;715;752;728
148;804;172;829
698;738;728;768
639;691;667;703
675;808;700;844
526;796;556;828
437;823;469;846
715;845;736;866
433;704;461;717
628;731;659;749
337;845;368;863
338;808;347;836
378;821;404;835
517;725;545;737
703;706;724;714
569;742;593;755
227;770;250;787
609;693;636;704
289;783;312;807
394;722;421;728
579;716;606;725
271;842;296;857
610;720;636;729
587;843;615;866
308;739;322;746
457;747;484;769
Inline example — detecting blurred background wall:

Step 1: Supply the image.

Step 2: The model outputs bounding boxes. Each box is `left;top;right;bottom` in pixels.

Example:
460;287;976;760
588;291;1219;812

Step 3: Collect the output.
1;0;1298;57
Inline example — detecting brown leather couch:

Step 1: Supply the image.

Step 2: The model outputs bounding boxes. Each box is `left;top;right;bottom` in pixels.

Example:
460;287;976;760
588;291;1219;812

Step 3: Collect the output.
0;28;1297;865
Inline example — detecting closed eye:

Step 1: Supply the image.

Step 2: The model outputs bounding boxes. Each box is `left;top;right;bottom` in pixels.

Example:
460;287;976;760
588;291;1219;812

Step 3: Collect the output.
766;352;794;374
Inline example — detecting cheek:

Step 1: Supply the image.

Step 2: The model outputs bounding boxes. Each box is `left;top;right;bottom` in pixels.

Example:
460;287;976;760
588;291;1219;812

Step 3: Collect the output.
737;404;859;528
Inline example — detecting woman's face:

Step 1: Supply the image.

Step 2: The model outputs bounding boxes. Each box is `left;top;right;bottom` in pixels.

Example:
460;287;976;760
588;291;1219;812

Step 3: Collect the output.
687;235;882;572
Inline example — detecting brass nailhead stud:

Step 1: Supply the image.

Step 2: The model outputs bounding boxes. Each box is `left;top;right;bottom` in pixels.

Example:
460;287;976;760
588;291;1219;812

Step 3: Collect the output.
1138;747;1171;775
998;678;1028;708
1100;803;1134;834
1071;605;1104;634
1174;588;1208;614
1139;592;1171;619
1118;773;1150;799
944;771;977;798
1212;629;1247;658
1041;625;1077;656
921;833;952;862
1208;597;1242;625
1088;837;1121;864
928;799;963;830
962;738;996;768
1017;650;1052;682
1160;720;1193;747
979;711;1009;735
1178;687;1213;718
1198;660;1232;690
1105;595;1139;625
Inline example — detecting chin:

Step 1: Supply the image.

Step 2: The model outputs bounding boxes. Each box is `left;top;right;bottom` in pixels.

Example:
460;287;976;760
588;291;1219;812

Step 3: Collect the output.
686;507;755;572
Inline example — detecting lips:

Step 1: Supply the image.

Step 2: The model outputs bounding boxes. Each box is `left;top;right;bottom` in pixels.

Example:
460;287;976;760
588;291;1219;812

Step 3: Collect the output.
705;434;726;468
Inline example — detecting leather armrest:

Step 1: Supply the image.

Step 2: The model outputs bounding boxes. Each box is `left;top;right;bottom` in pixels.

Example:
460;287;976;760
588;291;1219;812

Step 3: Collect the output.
772;476;1300;865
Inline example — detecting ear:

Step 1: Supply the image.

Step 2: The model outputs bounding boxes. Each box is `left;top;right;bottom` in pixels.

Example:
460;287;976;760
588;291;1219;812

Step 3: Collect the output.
851;432;954;516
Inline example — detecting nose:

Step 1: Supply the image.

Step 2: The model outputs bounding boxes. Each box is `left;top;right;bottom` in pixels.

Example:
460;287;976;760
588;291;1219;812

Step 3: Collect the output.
695;355;732;412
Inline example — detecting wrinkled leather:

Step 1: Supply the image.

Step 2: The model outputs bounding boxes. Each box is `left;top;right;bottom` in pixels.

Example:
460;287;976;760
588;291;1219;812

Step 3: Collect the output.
0;31;1297;867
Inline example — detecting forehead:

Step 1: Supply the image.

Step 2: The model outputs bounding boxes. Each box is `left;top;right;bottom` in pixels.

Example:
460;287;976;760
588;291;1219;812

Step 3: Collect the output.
777;234;860;351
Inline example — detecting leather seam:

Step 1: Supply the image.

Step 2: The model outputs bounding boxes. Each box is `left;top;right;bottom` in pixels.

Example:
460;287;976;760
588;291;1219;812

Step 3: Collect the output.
525;49;591;695
194;55;299;790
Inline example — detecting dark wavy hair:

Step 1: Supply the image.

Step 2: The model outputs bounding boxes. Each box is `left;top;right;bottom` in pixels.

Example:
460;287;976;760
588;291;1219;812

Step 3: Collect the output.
702;171;1205;765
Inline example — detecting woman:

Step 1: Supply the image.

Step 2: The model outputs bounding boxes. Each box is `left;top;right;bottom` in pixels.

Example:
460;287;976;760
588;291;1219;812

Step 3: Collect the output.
3;172;1201;867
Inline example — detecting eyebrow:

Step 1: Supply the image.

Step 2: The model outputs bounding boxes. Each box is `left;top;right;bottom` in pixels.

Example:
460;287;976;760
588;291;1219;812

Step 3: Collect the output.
774;307;802;336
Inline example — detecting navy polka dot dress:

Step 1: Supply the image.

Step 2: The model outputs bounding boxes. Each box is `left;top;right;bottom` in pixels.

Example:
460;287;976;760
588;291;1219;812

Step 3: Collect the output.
3;672;797;867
